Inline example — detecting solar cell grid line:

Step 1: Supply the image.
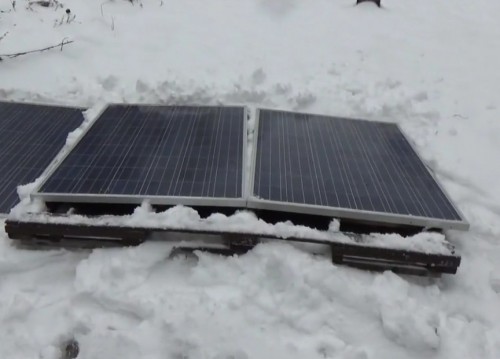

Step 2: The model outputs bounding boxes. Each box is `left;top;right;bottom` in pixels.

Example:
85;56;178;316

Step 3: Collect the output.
323;115;363;208
50;106;147;193
324;116;357;209
340;120;379;212
0;104;82;203
50;106;166;195
347;120;387;212
0;102;84;214
291;113;307;203
342;120;398;213
371;123;438;216
328;117;362;209
47;105;206;197
35;104;247;207
315;115;342;207
166;107;203;196
276;112;283;201
370;123;433;216
132;106;180;196
248;109;469;231
0;106;64;182
349;121;401;213
310;115;331;206
136;107;179;195
191;110;212;197
304;114;323;205
281;112;291;201
320;115;347;208
162;107;199;196
52;106;129;194
206;108;223;196
380;125;461;220
285;112;297;202
76;106;139;194
105;106;156;195
400;137;460;219
169;107;199;195
221;108;240;197
199;109;220;196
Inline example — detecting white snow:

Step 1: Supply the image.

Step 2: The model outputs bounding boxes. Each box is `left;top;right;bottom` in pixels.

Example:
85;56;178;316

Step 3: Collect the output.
1;0;500;358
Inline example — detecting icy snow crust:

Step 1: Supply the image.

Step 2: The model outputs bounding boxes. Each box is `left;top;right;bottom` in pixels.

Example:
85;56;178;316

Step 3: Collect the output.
1;0;500;358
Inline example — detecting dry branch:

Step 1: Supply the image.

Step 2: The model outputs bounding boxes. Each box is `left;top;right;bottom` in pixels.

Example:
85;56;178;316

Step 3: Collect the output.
0;31;8;42
0;38;73;61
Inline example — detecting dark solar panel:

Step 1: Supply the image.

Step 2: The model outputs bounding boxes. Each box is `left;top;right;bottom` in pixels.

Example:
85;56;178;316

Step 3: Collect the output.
0;102;84;213
250;109;467;229
38;105;245;204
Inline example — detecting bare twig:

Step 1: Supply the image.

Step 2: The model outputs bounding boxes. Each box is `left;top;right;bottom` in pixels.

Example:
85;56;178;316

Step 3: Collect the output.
53;10;76;27
0;38;74;61
0;31;9;42
100;1;115;31
100;0;113;17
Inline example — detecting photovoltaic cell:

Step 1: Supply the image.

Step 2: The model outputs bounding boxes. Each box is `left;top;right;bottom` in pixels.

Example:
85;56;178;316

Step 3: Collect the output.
38;105;245;204
0;102;84;213
250;109;467;229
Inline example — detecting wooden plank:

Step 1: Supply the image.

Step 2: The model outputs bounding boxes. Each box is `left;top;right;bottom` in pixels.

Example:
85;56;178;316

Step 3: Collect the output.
6;220;148;240
4;219;460;275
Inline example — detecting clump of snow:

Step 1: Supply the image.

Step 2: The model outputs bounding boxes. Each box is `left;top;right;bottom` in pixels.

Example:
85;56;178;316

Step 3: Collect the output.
328;218;340;232
372;273;441;351
12;182;46;216
63;106;101;146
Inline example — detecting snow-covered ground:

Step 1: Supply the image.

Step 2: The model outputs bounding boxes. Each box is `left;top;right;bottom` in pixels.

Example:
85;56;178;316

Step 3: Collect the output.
1;0;500;357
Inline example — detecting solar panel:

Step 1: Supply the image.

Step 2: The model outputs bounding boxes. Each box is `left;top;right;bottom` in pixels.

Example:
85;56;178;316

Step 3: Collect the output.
0;102;84;214
35;105;247;207
248;109;468;230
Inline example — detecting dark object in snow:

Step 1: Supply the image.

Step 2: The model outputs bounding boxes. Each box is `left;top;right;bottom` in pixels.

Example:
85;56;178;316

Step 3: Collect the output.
30;1;51;7
66;8;70;14
27;0;63;10
62;339;79;359
356;0;381;7
0;31;8;42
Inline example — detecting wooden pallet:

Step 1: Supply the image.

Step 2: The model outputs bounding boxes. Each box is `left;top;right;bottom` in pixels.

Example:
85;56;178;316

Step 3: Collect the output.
4;218;461;276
